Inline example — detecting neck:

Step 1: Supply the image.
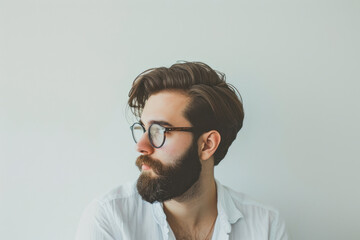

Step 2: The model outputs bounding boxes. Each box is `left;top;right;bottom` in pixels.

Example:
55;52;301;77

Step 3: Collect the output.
163;167;218;232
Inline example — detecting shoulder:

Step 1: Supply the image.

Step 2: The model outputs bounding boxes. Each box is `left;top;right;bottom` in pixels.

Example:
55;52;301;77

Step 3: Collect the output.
76;181;149;239
92;180;148;213
217;182;288;239
224;184;281;218
82;180;147;222
97;180;139;205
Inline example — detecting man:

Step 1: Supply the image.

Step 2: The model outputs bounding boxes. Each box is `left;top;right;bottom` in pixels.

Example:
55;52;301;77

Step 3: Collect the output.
76;62;289;240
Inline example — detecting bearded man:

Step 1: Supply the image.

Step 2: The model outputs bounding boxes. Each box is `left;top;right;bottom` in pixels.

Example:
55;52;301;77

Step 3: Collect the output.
76;62;289;240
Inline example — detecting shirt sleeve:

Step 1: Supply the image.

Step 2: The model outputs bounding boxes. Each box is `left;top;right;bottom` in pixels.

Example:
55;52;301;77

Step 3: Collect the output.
269;212;290;240
75;200;118;240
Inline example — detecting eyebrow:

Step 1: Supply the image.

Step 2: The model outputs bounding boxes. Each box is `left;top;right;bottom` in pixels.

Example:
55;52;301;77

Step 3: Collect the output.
139;119;174;127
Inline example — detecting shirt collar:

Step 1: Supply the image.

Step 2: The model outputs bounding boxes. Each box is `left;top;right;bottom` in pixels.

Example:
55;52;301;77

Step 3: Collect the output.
152;201;170;239
215;179;243;225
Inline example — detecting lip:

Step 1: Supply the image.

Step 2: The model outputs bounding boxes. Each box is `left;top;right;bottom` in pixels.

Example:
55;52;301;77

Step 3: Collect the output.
141;164;151;171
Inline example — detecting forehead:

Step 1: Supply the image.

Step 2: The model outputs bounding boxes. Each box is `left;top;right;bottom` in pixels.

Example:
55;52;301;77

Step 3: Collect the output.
141;90;191;126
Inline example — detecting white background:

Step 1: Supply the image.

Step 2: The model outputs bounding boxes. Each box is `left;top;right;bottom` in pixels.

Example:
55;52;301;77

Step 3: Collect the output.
1;1;359;239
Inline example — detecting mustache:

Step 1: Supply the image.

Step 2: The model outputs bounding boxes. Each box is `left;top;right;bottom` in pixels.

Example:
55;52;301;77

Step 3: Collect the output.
135;155;164;175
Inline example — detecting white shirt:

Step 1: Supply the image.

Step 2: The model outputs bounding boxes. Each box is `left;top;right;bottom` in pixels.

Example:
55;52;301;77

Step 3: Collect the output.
76;180;289;240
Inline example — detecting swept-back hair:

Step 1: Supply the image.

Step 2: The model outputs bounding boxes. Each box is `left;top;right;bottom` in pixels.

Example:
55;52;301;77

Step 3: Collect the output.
128;62;244;165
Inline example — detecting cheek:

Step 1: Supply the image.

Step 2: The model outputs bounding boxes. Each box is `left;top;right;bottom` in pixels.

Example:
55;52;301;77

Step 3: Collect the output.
158;134;193;163
158;145;182;165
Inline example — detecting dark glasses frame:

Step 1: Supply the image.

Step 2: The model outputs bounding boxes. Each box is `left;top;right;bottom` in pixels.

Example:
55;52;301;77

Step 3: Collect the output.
130;122;194;148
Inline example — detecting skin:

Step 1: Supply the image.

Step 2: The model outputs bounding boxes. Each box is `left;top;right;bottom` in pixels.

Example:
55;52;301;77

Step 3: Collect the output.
136;90;221;239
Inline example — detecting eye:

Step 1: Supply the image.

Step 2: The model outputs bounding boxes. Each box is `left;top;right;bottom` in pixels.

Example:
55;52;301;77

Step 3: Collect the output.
149;124;166;147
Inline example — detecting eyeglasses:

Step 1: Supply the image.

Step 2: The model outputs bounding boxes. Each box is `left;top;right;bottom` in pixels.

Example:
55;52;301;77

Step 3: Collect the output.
130;122;194;148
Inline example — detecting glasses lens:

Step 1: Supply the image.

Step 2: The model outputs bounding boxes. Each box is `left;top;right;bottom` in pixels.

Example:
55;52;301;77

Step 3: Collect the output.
149;124;165;148
132;123;144;143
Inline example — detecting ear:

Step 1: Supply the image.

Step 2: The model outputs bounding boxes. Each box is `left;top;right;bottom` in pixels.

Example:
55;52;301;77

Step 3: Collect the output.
197;130;221;161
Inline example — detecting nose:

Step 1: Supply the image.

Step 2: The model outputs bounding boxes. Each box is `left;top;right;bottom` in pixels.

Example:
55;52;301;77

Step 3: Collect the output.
135;132;154;155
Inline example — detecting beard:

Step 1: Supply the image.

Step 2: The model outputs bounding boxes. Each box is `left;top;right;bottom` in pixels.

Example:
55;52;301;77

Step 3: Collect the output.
135;141;202;203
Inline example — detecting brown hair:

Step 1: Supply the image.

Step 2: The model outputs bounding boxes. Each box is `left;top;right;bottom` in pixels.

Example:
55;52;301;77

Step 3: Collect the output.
128;62;244;165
